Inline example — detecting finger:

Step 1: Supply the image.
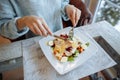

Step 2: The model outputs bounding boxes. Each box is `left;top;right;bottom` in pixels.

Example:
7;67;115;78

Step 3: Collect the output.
32;23;42;35
70;9;76;27
75;9;78;26
80;18;84;26
81;17;88;26
75;9;81;26
38;22;48;36
84;19;88;25
36;19;48;36
27;24;41;35
41;19;52;35
82;18;86;25
27;18;42;35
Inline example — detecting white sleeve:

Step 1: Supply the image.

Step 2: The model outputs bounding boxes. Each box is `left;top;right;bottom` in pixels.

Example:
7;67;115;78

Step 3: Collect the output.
0;0;29;39
61;0;70;21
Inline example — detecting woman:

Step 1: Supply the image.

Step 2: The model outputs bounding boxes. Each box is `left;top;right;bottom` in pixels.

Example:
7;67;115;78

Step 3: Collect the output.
0;0;81;39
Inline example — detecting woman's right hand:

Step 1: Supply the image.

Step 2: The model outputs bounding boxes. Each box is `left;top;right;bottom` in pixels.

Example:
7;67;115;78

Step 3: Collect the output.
16;15;52;36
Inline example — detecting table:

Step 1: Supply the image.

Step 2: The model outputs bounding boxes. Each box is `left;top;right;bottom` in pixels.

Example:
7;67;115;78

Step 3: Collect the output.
0;21;119;80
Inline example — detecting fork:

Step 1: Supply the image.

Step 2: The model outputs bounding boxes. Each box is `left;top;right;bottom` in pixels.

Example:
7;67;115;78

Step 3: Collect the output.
53;35;67;41
68;27;74;40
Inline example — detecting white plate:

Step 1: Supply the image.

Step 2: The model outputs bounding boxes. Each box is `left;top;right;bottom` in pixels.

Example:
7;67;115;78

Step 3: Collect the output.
39;27;98;75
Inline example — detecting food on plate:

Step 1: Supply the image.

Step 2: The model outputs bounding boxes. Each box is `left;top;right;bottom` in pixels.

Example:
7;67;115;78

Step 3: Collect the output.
47;34;90;62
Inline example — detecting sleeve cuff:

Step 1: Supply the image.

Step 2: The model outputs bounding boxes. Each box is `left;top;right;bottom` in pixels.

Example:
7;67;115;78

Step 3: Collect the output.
7;17;29;39
14;17;29;33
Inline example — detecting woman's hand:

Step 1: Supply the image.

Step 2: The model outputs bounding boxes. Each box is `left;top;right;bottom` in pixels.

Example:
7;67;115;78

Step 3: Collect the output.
16;15;52;36
69;0;92;26
65;4;81;27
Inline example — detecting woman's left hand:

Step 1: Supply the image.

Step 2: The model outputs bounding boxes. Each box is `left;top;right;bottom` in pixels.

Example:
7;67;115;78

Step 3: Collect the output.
65;4;81;27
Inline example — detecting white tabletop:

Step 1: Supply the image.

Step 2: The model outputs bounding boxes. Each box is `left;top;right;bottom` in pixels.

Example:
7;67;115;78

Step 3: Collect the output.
0;21;119;80
22;21;117;80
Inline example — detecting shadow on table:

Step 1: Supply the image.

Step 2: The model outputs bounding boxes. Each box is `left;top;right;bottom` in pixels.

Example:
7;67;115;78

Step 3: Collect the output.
0;57;23;80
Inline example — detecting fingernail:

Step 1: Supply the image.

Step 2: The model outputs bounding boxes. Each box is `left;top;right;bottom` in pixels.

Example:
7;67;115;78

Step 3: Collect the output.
49;32;53;36
44;33;47;36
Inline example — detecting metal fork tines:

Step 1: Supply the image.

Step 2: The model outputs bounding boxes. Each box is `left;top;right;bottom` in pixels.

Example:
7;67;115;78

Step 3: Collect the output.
68;27;74;40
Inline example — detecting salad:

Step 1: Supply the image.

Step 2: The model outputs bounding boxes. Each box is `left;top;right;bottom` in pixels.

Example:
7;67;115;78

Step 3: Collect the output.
47;34;89;62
